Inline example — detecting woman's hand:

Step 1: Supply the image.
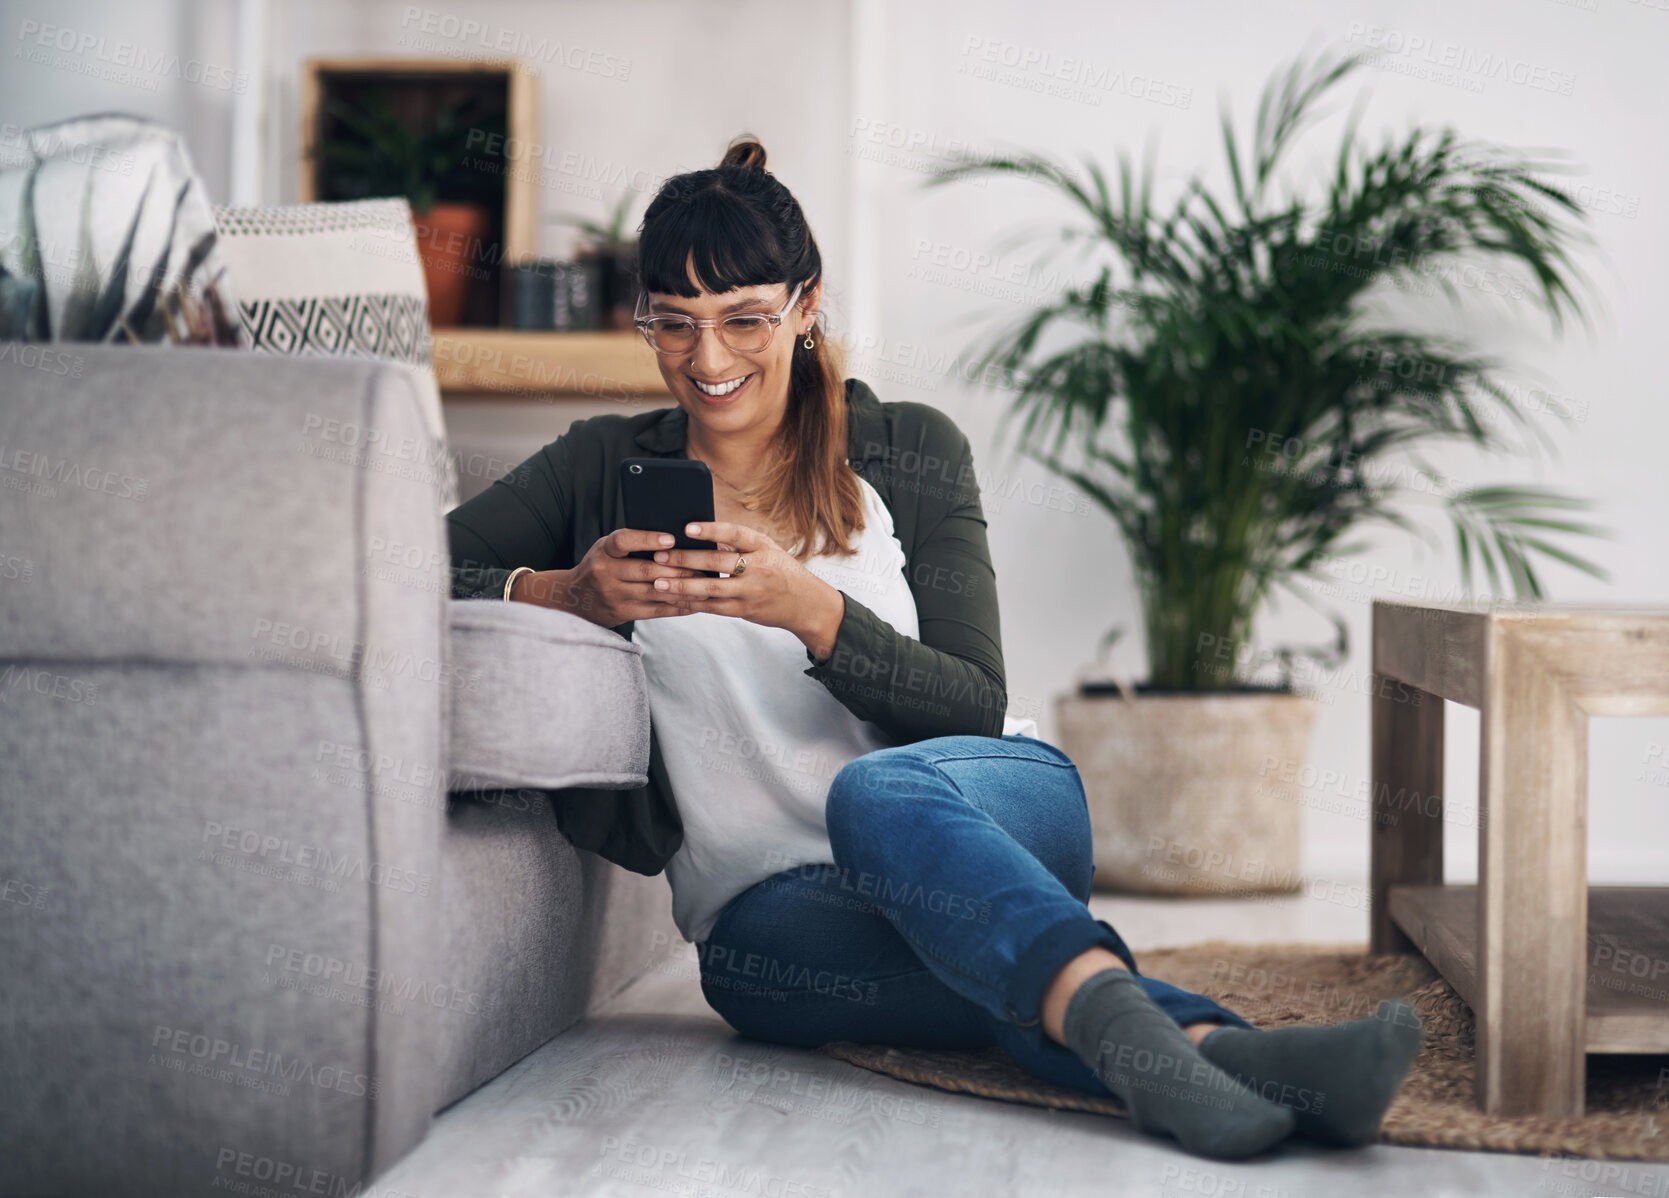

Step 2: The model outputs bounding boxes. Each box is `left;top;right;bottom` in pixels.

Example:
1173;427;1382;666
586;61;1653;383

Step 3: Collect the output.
512;529;705;628
652;520;847;660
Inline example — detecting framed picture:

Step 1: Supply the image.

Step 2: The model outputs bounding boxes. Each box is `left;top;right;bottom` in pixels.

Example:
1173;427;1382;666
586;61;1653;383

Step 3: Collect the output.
300;57;538;327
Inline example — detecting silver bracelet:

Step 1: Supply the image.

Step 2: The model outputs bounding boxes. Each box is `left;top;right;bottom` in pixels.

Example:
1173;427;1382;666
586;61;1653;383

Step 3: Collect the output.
503;566;534;602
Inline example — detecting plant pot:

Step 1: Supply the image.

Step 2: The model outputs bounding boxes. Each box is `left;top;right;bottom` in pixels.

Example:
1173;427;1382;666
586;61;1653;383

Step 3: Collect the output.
578;247;638;331
413;202;491;327
1055;688;1317;895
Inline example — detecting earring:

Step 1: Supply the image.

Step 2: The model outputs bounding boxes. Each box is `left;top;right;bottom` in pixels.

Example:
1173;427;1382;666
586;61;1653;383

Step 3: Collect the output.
803;332;815;349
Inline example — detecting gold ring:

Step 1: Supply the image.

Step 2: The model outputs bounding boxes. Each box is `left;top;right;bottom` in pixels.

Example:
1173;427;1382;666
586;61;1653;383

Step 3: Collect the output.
733;555;748;576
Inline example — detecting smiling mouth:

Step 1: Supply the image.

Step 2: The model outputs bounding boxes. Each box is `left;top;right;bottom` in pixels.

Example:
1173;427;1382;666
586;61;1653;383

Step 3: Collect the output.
691;373;754;398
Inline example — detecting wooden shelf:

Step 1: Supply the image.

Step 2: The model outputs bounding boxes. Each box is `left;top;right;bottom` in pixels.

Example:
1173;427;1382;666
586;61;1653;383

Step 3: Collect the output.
430;329;670;400
1389;883;1669;1054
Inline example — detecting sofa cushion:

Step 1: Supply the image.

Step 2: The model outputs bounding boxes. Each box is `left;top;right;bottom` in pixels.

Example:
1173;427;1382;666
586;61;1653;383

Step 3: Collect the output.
447;599;650;792
211;198;455;506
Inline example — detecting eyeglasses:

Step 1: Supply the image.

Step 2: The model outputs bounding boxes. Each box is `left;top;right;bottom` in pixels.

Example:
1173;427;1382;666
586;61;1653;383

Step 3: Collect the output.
634;281;805;355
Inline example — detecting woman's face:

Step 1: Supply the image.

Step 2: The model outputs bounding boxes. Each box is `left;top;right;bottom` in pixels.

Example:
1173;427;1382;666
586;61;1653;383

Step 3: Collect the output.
645;269;820;440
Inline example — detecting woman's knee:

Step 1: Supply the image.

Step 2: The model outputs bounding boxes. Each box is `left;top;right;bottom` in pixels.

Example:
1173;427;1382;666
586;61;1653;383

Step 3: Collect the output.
821;737;988;860
959;743;1096;899
827;739;1092;872
824;742;955;847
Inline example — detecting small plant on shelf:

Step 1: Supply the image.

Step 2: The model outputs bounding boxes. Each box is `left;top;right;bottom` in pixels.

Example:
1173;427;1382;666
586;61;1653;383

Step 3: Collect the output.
547;190;642;331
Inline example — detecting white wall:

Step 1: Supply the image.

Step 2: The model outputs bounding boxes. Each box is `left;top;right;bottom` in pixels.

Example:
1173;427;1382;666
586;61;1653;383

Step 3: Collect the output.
1;0;240;182
5;0;1665;885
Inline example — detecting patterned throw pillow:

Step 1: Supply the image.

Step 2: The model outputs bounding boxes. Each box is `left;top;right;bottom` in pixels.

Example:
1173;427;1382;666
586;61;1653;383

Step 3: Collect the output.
212;198;457;507
0;114;243;345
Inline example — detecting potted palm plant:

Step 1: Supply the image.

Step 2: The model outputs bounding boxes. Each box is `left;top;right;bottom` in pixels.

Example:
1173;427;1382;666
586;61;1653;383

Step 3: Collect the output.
925;50;1611;894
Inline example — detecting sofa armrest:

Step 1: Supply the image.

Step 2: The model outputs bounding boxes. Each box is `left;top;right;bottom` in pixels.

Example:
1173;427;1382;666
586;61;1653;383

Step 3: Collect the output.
0;345;450;1196
447;599;650;793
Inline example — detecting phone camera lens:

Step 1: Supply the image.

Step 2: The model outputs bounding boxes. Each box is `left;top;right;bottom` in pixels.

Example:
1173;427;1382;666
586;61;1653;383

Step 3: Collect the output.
629;464;643;474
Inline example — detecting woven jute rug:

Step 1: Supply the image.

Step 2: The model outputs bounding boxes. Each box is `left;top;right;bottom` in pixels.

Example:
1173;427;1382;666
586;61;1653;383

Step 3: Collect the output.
815;941;1669;1160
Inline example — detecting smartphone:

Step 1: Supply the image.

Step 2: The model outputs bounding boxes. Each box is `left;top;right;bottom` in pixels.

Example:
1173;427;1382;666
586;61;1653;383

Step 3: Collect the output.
619;457;722;578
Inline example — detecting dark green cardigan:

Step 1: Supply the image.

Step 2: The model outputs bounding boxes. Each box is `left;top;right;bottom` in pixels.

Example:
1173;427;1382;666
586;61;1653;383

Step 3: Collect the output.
447;378;1008;875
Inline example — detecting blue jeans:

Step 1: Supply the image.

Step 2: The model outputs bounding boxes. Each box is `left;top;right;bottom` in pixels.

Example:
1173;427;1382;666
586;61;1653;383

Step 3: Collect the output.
695;733;1254;1099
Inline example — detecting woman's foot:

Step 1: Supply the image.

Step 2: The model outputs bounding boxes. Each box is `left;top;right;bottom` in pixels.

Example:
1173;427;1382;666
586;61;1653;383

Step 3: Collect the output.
1196;999;1424;1147
1062;969;1296;1159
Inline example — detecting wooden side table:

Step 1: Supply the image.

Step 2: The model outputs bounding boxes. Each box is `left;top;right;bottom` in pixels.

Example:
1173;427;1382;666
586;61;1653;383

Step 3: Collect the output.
1369;599;1669;1118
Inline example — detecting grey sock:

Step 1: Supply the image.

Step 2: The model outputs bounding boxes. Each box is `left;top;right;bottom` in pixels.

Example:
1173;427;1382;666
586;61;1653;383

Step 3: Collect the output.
1061;969;1295;1160
1197;999;1424;1146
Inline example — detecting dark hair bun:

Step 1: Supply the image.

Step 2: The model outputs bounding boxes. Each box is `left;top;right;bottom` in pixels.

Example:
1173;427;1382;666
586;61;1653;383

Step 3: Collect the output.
720;137;768;170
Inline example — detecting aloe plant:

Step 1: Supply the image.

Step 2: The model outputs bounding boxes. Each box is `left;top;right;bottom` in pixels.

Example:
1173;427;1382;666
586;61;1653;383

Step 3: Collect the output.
0;158;240;346
923;49;1611;692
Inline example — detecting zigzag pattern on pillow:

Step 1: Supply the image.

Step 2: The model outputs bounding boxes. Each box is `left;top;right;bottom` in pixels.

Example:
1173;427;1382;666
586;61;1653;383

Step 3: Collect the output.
238;294;431;369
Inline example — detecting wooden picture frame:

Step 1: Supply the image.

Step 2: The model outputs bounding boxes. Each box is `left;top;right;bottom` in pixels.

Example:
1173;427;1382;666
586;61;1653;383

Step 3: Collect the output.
299;56;539;326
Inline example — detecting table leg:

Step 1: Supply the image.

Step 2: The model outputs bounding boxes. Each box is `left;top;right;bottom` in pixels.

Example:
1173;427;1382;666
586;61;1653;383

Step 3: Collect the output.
1370;677;1445;955
1477;628;1588;1117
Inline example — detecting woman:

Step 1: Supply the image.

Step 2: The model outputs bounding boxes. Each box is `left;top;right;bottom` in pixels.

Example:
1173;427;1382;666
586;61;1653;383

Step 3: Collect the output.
447;137;1422;1161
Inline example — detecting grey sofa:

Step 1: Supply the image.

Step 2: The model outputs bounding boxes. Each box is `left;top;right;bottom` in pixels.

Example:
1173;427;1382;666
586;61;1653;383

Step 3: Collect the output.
0;343;678;1195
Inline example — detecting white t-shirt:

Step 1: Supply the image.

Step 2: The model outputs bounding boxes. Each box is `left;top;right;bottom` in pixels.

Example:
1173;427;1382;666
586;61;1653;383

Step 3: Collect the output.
631;473;1038;943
